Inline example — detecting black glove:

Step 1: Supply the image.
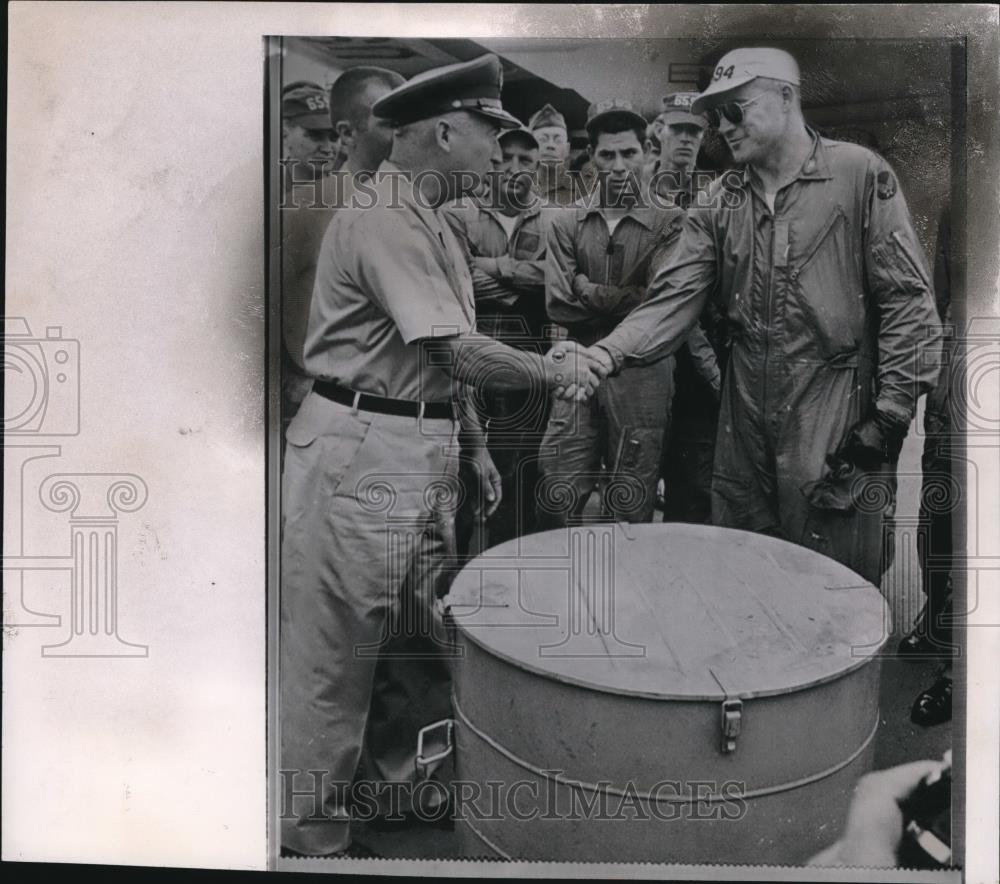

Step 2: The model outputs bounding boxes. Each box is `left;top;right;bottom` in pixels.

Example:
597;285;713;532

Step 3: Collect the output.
841;411;909;469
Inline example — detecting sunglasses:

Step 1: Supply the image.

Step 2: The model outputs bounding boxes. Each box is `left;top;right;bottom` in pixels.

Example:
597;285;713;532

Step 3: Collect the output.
705;93;765;128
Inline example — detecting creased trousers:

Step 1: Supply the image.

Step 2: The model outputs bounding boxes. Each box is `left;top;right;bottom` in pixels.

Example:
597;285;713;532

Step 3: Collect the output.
280;393;460;854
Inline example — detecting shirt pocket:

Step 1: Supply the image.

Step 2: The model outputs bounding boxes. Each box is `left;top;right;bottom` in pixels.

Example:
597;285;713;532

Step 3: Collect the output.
788;209;865;358
513;228;541;258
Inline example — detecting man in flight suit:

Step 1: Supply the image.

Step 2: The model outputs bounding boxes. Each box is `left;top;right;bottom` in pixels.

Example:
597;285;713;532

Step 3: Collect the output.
280;55;606;857
442;126;549;545
537;99;681;528
647;92;724;523
583;48;942;584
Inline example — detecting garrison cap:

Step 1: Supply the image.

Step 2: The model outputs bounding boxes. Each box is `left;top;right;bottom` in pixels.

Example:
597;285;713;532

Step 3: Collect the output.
371;54;520;128
660;92;707;128
528;103;567;132
693;47;801;114
498;126;539;149
585;98;647;138
282;81;334;129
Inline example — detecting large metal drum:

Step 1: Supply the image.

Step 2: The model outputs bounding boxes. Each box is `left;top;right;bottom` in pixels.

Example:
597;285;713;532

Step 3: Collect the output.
444;523;891;864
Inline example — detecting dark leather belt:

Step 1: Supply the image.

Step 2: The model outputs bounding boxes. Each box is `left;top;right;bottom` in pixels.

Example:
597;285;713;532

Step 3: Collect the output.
313;379;456;420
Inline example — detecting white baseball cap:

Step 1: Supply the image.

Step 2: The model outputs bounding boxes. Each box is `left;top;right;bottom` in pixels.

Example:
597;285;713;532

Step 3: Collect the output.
692;47;801;115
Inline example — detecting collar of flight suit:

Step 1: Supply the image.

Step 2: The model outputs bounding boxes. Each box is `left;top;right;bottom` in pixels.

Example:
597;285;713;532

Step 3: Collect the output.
477;195;543;228
574;202;659;230
739;127;835;189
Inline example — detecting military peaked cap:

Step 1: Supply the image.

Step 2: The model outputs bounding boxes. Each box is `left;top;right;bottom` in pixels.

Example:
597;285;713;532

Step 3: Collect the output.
371;54;520;128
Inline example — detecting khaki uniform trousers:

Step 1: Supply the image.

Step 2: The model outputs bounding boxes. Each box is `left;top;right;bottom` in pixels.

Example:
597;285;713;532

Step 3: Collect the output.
280;393;460;854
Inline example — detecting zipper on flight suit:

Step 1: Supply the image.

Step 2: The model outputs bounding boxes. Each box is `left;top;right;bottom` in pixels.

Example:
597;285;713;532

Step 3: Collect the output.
761;197;776;420
789;210;845;282
604;229;616;286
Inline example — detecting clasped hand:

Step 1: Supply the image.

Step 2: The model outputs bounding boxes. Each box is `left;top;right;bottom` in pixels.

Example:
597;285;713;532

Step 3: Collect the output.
544;342;614;401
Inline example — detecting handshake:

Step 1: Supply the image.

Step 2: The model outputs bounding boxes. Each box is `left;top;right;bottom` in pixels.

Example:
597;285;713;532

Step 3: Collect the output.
543;341;615;401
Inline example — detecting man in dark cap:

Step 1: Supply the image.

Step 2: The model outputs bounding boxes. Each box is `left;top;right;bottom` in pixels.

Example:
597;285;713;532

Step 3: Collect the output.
580;47;942;584
536;99;680;528
442;126;549;546
529;102;576;207
644;92;724;524
647;92;709;207
280;55;607;858
281;67;404;428
281;81;340;184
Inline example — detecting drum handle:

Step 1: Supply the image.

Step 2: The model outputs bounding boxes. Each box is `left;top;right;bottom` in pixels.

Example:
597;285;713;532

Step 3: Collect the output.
415;718;454;780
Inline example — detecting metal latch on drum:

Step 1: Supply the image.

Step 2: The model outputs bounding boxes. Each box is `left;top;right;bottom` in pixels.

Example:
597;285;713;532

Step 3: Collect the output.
415;718;454;780
721;698;743;753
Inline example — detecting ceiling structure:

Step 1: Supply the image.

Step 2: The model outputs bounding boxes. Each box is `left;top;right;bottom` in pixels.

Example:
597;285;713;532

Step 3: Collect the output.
288;35;958;133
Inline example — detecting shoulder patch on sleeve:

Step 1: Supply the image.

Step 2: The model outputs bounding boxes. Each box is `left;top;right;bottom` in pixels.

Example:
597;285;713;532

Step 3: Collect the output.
876;169;897;200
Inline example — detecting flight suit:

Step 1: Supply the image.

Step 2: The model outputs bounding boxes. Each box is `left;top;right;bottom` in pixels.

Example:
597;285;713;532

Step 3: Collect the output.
599;134;942;584
537;205;681;527
281;163;475;855
442;199;548;545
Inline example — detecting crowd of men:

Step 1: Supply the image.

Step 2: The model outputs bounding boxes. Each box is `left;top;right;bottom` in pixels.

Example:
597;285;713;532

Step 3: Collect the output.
277;48;950;859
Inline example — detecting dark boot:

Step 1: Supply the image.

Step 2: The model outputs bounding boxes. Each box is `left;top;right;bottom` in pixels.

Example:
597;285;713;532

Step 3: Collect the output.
910;667;953;727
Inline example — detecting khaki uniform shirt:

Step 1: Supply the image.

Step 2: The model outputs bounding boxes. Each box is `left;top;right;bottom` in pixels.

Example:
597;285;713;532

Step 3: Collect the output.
304;162;475;401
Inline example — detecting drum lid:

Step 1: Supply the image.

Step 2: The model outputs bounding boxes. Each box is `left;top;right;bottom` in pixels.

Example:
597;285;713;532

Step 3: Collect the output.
445;524;890;700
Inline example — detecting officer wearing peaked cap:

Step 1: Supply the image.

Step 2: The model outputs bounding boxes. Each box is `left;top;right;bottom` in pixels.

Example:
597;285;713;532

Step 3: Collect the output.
280;53;607;858
371;53;521;128
585;46;942;585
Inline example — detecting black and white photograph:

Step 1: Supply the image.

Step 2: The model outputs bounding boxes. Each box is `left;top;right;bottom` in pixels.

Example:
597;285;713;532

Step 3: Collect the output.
4;3;998;880
269;26;981;874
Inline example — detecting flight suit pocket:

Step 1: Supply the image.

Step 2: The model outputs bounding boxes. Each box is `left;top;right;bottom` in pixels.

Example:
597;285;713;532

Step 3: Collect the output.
711;473;756;530
791;210;865;357
545;394;580;429
798;468;895;584
870;230;932;293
